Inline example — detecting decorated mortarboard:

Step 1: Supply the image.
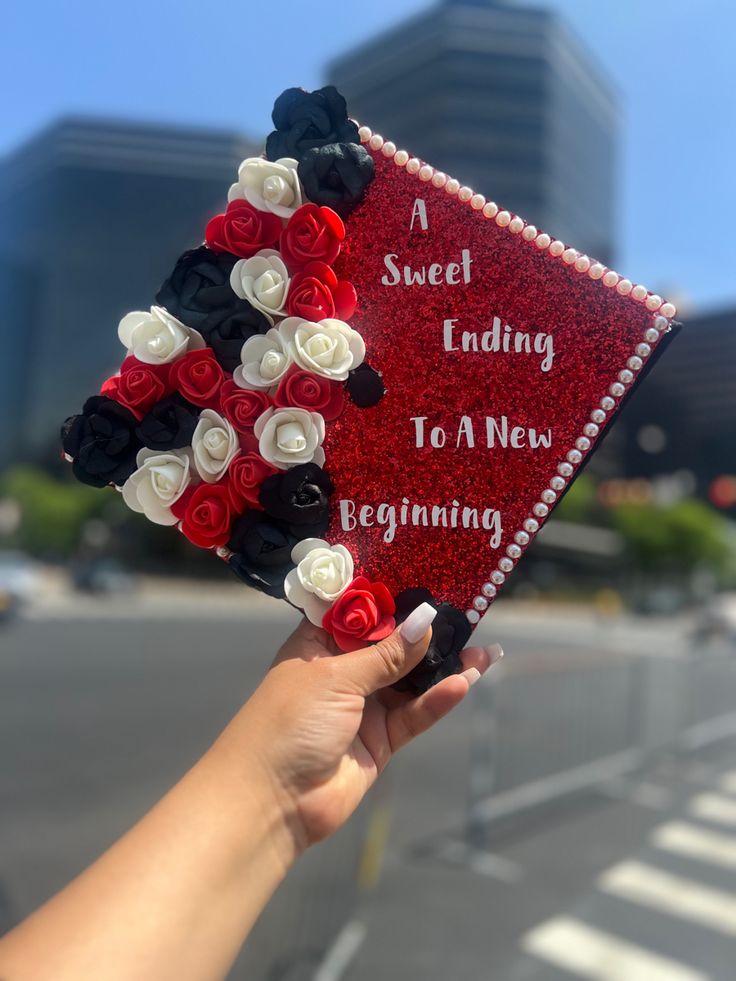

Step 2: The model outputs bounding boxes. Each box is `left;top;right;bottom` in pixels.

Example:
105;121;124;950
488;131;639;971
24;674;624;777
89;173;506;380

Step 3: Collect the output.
62;85;679;692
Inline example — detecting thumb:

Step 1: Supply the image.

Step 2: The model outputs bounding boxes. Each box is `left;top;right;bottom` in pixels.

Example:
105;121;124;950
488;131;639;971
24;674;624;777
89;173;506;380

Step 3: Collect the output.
334;602;437;696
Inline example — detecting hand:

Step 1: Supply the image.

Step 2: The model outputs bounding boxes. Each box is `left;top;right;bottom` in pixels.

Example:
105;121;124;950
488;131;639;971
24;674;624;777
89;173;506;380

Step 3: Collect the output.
219;603;503;851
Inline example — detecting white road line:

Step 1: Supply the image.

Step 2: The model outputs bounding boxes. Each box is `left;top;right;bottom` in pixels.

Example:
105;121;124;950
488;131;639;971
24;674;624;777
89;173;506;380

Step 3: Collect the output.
719;771;736;795
599;860;736;935
689;792;736;827
521;917;706;981
312;920;366;981
651;821;736;869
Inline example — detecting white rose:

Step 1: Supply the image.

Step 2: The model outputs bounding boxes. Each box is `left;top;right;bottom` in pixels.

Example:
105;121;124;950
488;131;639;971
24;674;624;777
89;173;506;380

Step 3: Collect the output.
229;249;289;321
121;448;193;525
254;407;325;470
118;306;204;365
228;157;304;219
191;409;239;483
278;317;365;381
284;539;354;625
233;328;292;390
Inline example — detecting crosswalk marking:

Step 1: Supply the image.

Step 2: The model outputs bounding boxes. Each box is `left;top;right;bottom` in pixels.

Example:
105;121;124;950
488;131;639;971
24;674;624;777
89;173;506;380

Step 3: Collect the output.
521;917;706;981
599;860;736;935
719;770;736;795
651;821;736;869
689;792;736;827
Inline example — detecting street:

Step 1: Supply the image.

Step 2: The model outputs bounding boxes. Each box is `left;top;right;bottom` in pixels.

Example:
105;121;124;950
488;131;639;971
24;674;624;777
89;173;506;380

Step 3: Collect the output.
1;590;735;979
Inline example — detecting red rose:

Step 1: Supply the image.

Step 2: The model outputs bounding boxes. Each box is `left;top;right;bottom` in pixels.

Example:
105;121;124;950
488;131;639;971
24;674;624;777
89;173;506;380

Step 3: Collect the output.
169;349;224;408
100;356;170;418
322;576;396;653
219;380;272;435
273;365;344;422
286;260;356;321
228;452;279;511
205;200;282;259
172;480;232;549
280;203;345;270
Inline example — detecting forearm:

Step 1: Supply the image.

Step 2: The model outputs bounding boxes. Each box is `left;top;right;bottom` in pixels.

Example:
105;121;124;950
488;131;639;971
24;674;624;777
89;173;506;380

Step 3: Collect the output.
0;731;301;981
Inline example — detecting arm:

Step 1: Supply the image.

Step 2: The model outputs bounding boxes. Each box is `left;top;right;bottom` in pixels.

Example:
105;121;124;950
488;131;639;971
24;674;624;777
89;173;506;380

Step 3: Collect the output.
0;604;501;981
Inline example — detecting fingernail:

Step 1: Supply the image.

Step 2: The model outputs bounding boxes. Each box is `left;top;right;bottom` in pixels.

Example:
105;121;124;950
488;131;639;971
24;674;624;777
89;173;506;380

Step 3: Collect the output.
461;667;482;687
400;602;437;645
485;643;504;665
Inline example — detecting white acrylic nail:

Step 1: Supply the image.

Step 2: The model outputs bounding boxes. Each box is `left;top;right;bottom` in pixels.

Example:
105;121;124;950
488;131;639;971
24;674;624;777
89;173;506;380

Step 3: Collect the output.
461;667;482;687
486;643;504;664
400;602;437;644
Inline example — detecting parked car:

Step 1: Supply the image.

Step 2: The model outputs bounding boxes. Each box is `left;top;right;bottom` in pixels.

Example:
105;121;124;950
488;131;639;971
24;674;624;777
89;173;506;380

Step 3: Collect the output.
0;551;40;622
694;592;736;644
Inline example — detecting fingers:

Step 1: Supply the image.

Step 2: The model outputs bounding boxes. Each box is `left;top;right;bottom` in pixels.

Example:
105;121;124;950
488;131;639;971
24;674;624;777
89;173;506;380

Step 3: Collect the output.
387;642;503;753
333;602;437;696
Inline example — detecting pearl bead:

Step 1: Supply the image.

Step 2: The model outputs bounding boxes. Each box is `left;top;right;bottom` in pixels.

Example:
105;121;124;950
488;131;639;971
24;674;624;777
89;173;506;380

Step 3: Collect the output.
654;315;669;332
603;271;619;287
507;543;522;559
471;193;486;210
567;449;583;464
576;436;591;452
589;263;605;279
617;279;633;295
490;570;506;585
631;284;647;301
619;369;634;384
406;157;421;174
509;217;525;234
524;518;540;534
369;134;384;151
458;186;473;202
636;343;651;358
394;149;409;166
533;502;549;518
515;530;530;547
522;225;537;241
481;582;497;598
549;240;565;256
419;164;433;181
216;546;232;559
601;396;615;411
562;248;578;264
473;595;489;612
358;126;372;142
644;327;659;343
558;462;574;477
382;141;396;157
535;233;551;250
466;609;481;624
445;178;460;195
498;557;514;573
661;302;677;318
591;409;606;424
483;202;498;218
496;210;511;226
583;422;599;438
610;382;625;397
432;171;447;187
627;355;643;371
550;476;566;491
645;294;662;311
575;255;591;273
541;488;557;504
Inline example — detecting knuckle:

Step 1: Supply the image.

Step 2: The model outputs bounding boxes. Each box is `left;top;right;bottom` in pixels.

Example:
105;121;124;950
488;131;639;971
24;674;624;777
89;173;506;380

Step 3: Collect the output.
374;634;406;676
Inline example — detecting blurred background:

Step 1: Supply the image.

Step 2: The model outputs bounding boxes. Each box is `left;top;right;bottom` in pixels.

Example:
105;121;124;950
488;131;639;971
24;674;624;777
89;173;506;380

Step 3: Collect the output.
1;1;735;978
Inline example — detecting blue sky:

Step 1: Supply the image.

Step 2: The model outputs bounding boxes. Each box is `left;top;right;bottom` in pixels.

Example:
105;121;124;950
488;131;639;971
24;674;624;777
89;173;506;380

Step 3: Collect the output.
1;0;731;314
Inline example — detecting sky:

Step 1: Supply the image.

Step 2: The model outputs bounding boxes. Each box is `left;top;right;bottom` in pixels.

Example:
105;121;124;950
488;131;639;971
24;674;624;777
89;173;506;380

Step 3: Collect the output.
1;0;732;314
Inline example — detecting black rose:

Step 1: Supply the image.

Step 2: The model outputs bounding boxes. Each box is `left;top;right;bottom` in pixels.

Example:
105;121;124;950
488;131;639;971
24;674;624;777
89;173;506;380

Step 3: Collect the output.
155;246;270;372
61;396;141;489
136;395;199;451
266;86;360;161
346;362;385;408
227;512;297;599
297;143;375;218
392;590;472;694
258;464;334;538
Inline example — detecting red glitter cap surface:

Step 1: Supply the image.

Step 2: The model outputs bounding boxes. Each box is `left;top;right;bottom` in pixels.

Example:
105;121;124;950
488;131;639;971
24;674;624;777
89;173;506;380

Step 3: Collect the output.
326;148;672;615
